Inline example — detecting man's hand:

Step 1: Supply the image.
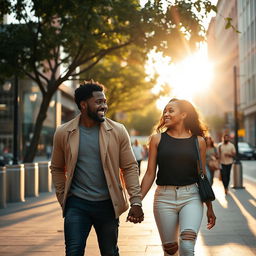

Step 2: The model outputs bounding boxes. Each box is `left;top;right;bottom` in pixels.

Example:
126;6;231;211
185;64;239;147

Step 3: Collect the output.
126;205;144;224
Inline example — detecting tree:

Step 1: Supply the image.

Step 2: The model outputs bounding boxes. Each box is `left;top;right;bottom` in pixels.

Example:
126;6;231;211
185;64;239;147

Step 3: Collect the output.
84;46;164;119
122;103;162;136
0;0;216;162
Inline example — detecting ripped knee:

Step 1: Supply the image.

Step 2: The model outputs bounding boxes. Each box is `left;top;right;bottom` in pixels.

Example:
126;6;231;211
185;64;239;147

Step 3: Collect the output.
163;242;178;255
180;229;197;241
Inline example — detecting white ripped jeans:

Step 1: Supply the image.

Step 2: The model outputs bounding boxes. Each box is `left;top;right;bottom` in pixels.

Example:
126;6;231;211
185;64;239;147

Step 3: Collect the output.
154;183;203;256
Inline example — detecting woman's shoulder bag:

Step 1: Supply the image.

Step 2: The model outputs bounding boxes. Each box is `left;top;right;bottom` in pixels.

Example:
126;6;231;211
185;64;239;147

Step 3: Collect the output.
195;136;216;202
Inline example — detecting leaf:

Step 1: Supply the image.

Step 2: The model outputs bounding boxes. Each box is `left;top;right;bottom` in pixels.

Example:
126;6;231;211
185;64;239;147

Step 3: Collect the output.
225;17;233;29
211;5;217;13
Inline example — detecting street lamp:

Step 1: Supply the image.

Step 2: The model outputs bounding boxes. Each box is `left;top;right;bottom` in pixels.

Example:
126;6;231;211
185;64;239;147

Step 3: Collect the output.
232;65;244;189
11;75;19;165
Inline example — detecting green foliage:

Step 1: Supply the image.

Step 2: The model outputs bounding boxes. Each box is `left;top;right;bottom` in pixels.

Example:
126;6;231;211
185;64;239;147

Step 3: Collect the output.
122;103;161;136
0;0;215;161
224;17;240;33
83;46;162;118
0;0;213;84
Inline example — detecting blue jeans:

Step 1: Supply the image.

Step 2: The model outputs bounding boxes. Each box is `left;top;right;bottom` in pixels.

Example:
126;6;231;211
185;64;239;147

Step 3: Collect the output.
64;196;119;256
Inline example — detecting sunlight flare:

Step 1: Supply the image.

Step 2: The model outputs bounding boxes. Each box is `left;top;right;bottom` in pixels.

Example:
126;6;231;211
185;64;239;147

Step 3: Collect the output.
147;45;214;110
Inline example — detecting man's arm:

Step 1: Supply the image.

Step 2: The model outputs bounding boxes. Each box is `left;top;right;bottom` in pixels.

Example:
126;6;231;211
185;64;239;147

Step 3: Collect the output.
119;125;142;204
50;128;66;207
119;125;144;223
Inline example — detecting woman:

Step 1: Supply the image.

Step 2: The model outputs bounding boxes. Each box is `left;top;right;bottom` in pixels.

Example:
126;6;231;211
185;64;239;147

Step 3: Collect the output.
141;98;216;256
205;136;219;186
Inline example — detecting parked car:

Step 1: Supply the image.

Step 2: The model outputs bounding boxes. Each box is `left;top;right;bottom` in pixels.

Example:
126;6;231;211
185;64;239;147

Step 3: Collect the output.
0;152;13;166
238;142;254;160
252;145;256;159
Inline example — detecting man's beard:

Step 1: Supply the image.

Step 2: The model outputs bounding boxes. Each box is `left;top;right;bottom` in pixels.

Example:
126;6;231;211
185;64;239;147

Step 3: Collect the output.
87;104;106;123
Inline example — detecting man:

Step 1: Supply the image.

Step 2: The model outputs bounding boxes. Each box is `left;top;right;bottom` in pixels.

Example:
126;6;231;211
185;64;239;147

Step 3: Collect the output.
218;134;236;195
50;80;144;256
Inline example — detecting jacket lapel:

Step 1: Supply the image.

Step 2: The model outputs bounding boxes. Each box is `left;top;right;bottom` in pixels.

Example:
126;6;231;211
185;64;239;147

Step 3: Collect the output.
99;119;112;164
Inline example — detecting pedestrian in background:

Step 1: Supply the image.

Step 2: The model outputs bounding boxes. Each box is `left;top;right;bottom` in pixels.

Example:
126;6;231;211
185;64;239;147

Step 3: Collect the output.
218;134;236;195
46;145;52;160
140;98;216;256
50;80;144;256
142;144;149;160
132;139;144;175
205;136;219;186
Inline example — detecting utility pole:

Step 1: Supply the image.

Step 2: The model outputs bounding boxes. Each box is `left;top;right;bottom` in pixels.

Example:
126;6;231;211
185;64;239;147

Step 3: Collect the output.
232;65;244;189
233;66;239;155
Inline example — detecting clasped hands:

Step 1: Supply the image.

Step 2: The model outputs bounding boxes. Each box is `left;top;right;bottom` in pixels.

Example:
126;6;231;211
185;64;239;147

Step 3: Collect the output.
126;205;144;223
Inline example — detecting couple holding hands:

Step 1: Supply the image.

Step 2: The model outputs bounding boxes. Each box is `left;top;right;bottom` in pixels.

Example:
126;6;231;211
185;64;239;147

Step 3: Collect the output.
50;80;216;256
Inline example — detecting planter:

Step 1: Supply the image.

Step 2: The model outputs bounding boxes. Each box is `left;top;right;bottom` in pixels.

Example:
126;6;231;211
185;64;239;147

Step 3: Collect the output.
38;161;52;192
24;162;39;197
0;166;6;208
6;164;25;202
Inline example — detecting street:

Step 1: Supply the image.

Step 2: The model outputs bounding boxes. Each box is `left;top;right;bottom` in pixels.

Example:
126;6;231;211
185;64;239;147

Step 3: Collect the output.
242;160;256;182
0;160;256;256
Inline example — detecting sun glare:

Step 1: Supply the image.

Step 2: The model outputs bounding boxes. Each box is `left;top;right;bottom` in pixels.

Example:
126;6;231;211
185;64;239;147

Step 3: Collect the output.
147;44;214;110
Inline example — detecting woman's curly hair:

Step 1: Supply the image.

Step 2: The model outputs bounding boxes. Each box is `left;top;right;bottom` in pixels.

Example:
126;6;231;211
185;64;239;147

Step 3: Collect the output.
155;98;207;137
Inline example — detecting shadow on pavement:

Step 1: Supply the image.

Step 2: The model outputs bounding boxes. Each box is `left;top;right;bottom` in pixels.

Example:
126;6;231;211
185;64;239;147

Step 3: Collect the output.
0;200;57;217
199;179;256;252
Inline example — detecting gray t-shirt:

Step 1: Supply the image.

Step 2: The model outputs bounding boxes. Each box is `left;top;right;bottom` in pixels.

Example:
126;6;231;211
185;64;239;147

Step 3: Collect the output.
70;125;110;201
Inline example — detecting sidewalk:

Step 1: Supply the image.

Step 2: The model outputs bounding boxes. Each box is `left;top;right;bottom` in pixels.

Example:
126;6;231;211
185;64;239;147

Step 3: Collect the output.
0;161;255;256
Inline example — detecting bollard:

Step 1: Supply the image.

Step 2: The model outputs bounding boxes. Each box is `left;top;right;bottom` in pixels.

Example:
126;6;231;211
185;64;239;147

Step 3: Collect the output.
6;164;25;202
0;166;7;208
232;160;245;189
38;161;52;192
24;162;39;197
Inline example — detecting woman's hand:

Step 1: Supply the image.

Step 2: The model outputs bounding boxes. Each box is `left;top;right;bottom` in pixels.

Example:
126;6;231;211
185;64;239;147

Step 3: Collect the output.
206;207;216;229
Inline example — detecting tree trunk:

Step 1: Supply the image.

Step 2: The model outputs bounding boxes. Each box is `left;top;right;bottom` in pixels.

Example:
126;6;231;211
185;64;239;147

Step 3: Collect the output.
23;94;52;163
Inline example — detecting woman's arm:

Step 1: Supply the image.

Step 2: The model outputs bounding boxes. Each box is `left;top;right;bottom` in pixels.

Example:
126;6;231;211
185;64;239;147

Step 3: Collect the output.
205;201;216;229
140;134;161;200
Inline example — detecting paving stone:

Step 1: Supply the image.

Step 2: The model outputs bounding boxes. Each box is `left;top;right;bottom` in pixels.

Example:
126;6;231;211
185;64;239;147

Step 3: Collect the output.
0;164;255;255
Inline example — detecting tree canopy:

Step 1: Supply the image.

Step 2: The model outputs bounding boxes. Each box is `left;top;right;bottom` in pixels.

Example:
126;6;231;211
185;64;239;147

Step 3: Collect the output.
0;0;217;162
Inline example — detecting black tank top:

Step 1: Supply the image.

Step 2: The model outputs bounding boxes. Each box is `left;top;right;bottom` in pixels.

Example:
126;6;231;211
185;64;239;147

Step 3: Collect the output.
156;132;198;186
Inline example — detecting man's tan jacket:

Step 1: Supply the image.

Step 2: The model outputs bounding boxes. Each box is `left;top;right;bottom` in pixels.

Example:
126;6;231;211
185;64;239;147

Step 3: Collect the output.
50;114;142;218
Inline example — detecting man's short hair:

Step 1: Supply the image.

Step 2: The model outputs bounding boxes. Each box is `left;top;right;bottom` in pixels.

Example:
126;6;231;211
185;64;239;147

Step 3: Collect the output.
74;80;105;110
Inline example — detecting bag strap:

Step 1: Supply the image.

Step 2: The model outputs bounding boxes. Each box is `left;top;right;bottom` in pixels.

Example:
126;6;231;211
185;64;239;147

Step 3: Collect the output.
195;136;203;175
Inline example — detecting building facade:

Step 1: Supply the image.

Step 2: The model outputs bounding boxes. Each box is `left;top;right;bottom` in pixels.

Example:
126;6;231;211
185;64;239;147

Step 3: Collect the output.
206;0;240;140
237;0;256;145
0;79;77;163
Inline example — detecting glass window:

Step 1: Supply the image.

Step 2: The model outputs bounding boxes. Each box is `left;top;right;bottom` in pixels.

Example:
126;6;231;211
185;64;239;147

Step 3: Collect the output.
246;81;249;105
0;81;14;156
250;0;254;23
247;2;250;28
252;75;256;102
